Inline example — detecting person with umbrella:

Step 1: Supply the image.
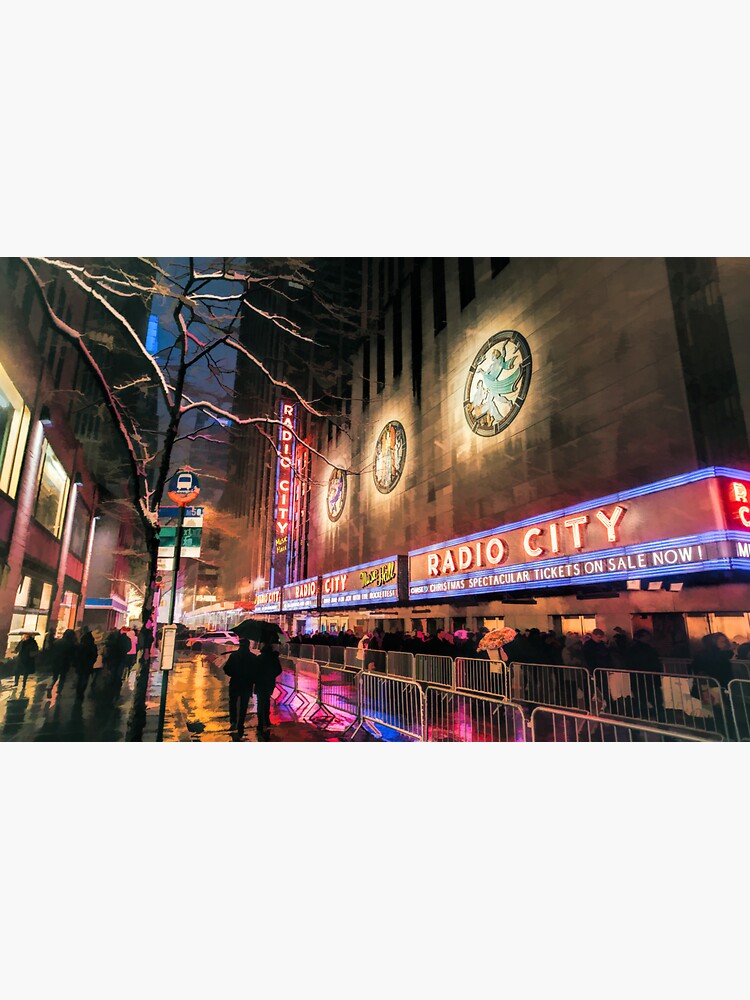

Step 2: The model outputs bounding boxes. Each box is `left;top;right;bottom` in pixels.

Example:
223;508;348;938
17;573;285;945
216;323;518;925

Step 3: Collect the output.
254;642;282;734
222;637;257;737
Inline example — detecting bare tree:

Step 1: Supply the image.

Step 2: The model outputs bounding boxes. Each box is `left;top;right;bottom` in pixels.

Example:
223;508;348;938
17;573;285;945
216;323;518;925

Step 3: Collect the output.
19;256;362;732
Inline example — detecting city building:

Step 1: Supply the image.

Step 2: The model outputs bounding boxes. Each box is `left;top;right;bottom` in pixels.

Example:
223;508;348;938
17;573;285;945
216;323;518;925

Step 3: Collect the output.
0;257;153;653
253;258;750;656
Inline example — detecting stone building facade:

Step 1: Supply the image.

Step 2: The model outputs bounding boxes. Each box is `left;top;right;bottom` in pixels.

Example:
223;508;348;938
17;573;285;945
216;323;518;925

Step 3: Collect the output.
294;258;750;654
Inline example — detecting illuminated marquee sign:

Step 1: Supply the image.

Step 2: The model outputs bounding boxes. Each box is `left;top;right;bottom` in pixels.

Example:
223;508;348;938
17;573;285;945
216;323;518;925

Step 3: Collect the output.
274;401;296;544
282;576;321;613
409;467;750;599
321;556;407;608
254;588;282;614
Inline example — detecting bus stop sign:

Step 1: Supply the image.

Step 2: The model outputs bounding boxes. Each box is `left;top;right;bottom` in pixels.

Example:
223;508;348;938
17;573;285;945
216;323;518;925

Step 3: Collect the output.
167;470;201;506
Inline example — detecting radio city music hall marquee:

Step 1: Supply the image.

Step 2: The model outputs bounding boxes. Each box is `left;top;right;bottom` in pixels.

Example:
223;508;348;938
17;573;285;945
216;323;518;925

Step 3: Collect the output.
282;576;320;613
409;468;750;599
321;556;407;609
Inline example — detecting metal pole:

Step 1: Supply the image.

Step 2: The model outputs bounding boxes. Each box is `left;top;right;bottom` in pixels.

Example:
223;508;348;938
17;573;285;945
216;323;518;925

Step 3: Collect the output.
158;504;185;741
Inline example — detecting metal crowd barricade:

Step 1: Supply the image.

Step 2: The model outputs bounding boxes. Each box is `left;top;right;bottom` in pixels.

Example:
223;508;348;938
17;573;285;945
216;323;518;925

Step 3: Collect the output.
415;654;455;688
289;657;322;721
318;664;361;726
661;658;692;675
360;647;388;673
312;645;330;665
594;668;731;738
728;679;750;740
327;646;346;665
530;706;722;742
299;643;315;661
455;656;507;700
732;659;750;681
426;687;526;742
273;656;297;706
356;672;425;741
276;642;290;656
386;651;416;679
509;661;592;713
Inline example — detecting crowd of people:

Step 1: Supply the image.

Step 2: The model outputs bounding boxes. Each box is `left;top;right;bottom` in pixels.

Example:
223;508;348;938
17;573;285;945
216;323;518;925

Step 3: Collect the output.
10;624;152;699
286;624;748;691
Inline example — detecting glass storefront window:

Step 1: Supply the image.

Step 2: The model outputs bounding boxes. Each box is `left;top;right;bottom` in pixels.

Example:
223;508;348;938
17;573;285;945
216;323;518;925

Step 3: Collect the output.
34;441;69;537
69;504;90;559
0;361;31;498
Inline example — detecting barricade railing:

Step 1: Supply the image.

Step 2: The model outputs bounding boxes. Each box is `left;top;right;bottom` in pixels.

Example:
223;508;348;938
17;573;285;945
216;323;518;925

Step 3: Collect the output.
327;646;346;665
299;644;314;661
426;687;525;742
319;664;361;724
661;658;750;680
276;642;290;656
356;672;425;741
289;657;321;721
416;654;455;688
509;661;592;713
455;656;509;701
455;656;507;700
312;645;330;665
353;647;387;673
530;706;722;742
386;651;416;679
594;668;731;738
728;679;750;741
273;656;297;705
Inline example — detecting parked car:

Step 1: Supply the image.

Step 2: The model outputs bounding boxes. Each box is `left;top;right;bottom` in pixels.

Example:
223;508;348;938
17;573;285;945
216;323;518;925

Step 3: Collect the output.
185;630;239;652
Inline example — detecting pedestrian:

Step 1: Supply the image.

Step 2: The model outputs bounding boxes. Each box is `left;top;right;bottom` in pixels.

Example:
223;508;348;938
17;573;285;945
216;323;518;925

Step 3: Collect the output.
14;633;39;692
254;641;283;733
50;628;78;696
690;633;735;691
583;628;613;710
75;627;99;699
137;624;154;666
222;637;257;736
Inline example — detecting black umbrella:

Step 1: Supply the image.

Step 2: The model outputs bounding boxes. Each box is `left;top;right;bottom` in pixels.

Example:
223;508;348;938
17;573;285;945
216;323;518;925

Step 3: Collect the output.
230;619;286;644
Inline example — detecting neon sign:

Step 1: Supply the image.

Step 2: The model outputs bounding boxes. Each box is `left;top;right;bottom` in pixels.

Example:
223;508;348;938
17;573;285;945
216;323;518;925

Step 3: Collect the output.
282;576;320;612
254;588;282;614
410;468;750;599
322;556;406;608
272;400;301;587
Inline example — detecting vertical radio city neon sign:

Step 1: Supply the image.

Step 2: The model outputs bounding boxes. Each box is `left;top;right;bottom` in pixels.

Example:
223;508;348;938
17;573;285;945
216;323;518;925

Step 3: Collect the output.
272;400;297;587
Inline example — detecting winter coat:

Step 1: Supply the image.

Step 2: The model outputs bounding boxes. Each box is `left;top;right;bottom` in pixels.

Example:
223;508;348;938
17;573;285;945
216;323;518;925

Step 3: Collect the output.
254;648;282;696
223;647;257;692
76;634;99;672
16;636;39;671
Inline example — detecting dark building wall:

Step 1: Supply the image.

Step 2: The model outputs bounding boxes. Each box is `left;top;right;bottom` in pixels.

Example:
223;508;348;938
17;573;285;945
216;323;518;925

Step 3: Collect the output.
309;257;744;577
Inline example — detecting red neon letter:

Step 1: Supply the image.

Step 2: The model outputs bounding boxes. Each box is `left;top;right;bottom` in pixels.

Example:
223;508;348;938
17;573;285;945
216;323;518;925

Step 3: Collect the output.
564;515;589;549
596;505;626;542
485;537;507;566
458;545;472;570
523;528;544;557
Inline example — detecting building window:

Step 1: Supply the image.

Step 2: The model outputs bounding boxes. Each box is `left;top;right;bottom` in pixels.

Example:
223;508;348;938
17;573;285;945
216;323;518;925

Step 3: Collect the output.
411;268;423;405
70;504;90;559
491;258;510;277
376;333;385;392
0;361;31;499
432;258;447;335
34;440;70;537
392;291;403;379
458;258;475;310
362;338;370;411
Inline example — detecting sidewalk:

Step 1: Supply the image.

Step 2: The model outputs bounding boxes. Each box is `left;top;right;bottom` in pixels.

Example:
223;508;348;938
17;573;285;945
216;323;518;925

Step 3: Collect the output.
152;651;349;742
0;663;140;741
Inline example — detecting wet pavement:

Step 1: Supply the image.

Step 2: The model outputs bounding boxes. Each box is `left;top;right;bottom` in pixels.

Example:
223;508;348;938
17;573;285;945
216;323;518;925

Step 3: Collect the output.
0;650;357;742
154;651;352;742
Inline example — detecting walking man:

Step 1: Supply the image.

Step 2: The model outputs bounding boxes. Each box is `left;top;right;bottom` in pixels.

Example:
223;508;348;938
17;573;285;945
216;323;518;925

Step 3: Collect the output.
222;637;257;737
255;642;282;734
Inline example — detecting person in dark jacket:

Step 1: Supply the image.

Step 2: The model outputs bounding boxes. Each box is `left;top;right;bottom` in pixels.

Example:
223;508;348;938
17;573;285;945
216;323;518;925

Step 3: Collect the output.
14;633;39;691
625;628;664;720
254;642;282;733
690;633;735;690
50;628;78;695
223;638;257;736
75;627;99;699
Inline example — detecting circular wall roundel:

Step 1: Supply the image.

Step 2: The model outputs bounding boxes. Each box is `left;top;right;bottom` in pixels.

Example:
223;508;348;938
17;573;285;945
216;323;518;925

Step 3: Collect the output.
327;467;347;522
373;420;407;494
463;331;532;437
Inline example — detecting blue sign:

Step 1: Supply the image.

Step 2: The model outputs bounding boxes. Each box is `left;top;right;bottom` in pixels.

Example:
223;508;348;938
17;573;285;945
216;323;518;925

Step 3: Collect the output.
167;470;201;504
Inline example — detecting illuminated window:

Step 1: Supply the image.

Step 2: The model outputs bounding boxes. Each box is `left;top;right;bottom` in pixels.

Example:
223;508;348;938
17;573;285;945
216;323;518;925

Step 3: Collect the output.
0;361;31;498
34;441;69;537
